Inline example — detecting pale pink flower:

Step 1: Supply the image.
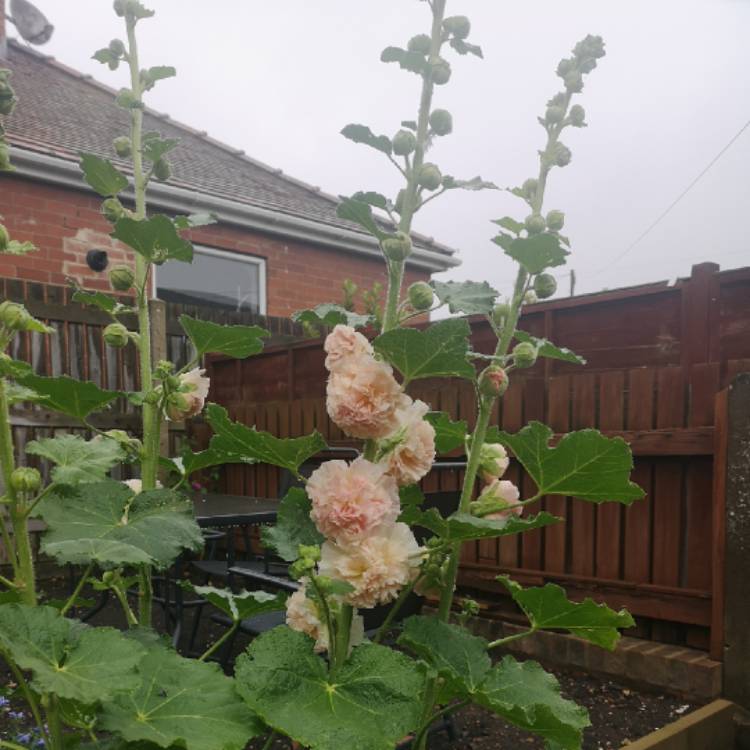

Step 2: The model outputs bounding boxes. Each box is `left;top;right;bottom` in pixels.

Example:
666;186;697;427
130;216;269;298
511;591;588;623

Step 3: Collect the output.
285;582;364;653
326;354;405;439
381;400;435;486
307;458;400;543
324;324;373;372
166;368;210;421
478;443;510;483
478;479;522;522
319;523;423;609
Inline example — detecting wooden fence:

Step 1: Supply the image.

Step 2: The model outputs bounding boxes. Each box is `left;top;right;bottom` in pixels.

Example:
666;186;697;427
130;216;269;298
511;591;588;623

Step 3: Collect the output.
207;263;750;656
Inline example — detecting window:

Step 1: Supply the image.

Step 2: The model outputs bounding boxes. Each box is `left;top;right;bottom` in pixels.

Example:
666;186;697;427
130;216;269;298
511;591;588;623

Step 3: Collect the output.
155;245;266;314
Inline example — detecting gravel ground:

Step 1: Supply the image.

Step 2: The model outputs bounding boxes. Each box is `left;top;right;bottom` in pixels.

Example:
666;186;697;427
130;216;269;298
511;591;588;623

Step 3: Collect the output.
1;574;700;749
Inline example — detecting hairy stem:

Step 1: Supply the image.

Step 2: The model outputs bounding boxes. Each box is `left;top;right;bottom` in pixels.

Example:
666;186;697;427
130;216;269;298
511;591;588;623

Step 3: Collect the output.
199;621;239;662
126;12;158;627
333;603;353;671
381;0;447;333
0;378;21;584
47;696;64;750
487;627;536;650
113;581;139;627
60;563;93;616
7;659;49;748
372;573;422;644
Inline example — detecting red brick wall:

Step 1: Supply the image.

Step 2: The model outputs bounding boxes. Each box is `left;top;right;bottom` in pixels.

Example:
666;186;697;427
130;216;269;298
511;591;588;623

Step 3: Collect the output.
0;175;430;316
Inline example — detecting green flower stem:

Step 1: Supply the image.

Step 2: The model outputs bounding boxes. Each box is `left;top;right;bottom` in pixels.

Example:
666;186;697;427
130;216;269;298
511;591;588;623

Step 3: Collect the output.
47;696;64;750
112;580;139;628
333;603;353;672
7;659;49;748
59;562;93;616
199;620;239;662
0;377;21;583
0;741;28;750
437;396;493;622
0;572;16;589
372;573;423;645
381;0;447;333
125;11;159;627
309;574;336;669
412;699;470;750
487;627;536;650
260;730;277;750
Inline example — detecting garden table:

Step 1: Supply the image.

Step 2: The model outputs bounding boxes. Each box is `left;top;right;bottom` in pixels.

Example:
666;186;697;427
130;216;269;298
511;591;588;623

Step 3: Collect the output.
192;493;279;528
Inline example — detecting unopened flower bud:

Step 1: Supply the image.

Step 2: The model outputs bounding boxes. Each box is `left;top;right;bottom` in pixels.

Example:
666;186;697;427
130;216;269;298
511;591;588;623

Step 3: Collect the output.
408;281;434;311
155;359;175;378
103;323;130;348
569;104;586;127
443;15;471;39
525;214;546;236
470;479;521;521
0;301;31;331
545;105;565;125
478;366;509;398
552;142;572;167
115;88;140;109
153;159;171;182
113;0;126;16
524;290;538;305
381;231;413;262
108;39;126;57
417;163;443;191
521;178;538;202
10;467;41;494
392;129;417;156
429;57;452;86
574;34;605;61
461;598;481;617
545;210;565;232
298;544;322;564
534;273;557;300
0;224;9;251
407;34;431;55
578;57;597;75
165;375;181;390
478;442;509;481
109;265;135;292
0;79;16;117
491;302;510;328
165;391;190;421
512;341;537;368
556;58;575;78
101;197;126;223
563;70;584;93
113;136;132;158
429;109;453;136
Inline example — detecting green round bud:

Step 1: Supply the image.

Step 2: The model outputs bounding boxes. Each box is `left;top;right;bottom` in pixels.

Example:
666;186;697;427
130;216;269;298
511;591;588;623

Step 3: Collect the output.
381;231;413;262
0;302;31;331
108;39;126;56
165;391;190;421
521;178;538;202
569;104;586;127
0;224;9;251
430;58;452;86
545;210;565;232
10;467;41;494
392;129;417;156
153;159;171;182
556;58;575;78
524;214;546;236
113;136;132;158
534;273;558;300
574;34;605;61
115;88;139;109
478;366;509;398
407;34;432;55
545;105;565;125
103;323;130;348
417;163;443;191
512;342;538;369
524;290;538;305
101;197;126;223
491;302;510;328
443;15;471;40
553;143;572;167
408;281;434;311
113;0;126;15
429;109;453;136
0;143;11;170
109;265;135;292
0;85;15;117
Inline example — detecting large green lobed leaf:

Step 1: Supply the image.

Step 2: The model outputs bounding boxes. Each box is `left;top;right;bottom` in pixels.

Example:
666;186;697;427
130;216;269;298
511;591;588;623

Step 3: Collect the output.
182;583;286;622
495;421;644;504
292;303;372;331
235;627;424;750
424;412;467;453
26;433;125;485
411;508;560;541
180;315;269;359
431;280;499;316
0;604;144;704
373;318;475;383
100;644;261;750
79;153;128;197
261;487;323;562
37;480;203;569
16;374;121;419
112;215;193;264
206;404;326;475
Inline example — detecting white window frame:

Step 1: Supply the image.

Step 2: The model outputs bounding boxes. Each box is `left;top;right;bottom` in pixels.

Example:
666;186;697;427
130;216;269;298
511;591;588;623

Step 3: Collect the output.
153;244;267;315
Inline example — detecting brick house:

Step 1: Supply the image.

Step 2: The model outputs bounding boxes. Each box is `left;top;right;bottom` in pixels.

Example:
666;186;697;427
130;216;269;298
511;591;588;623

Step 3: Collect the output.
0;39;457;318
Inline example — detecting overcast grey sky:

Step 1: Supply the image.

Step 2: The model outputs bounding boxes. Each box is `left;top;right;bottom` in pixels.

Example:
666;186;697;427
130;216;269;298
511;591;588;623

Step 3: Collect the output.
9;0;750;297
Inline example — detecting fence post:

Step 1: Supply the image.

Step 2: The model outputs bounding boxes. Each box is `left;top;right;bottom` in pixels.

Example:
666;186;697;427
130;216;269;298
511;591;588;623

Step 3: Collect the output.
149;299;170;460
715;373;750;708
680;262;720;370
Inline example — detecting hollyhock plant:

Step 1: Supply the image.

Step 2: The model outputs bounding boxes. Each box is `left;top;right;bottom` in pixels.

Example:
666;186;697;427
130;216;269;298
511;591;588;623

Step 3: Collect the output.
379;399;436;486
307;457;400;543
471;479;522;522
165;367;210;421
478;442;510;482
324;324;373;371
